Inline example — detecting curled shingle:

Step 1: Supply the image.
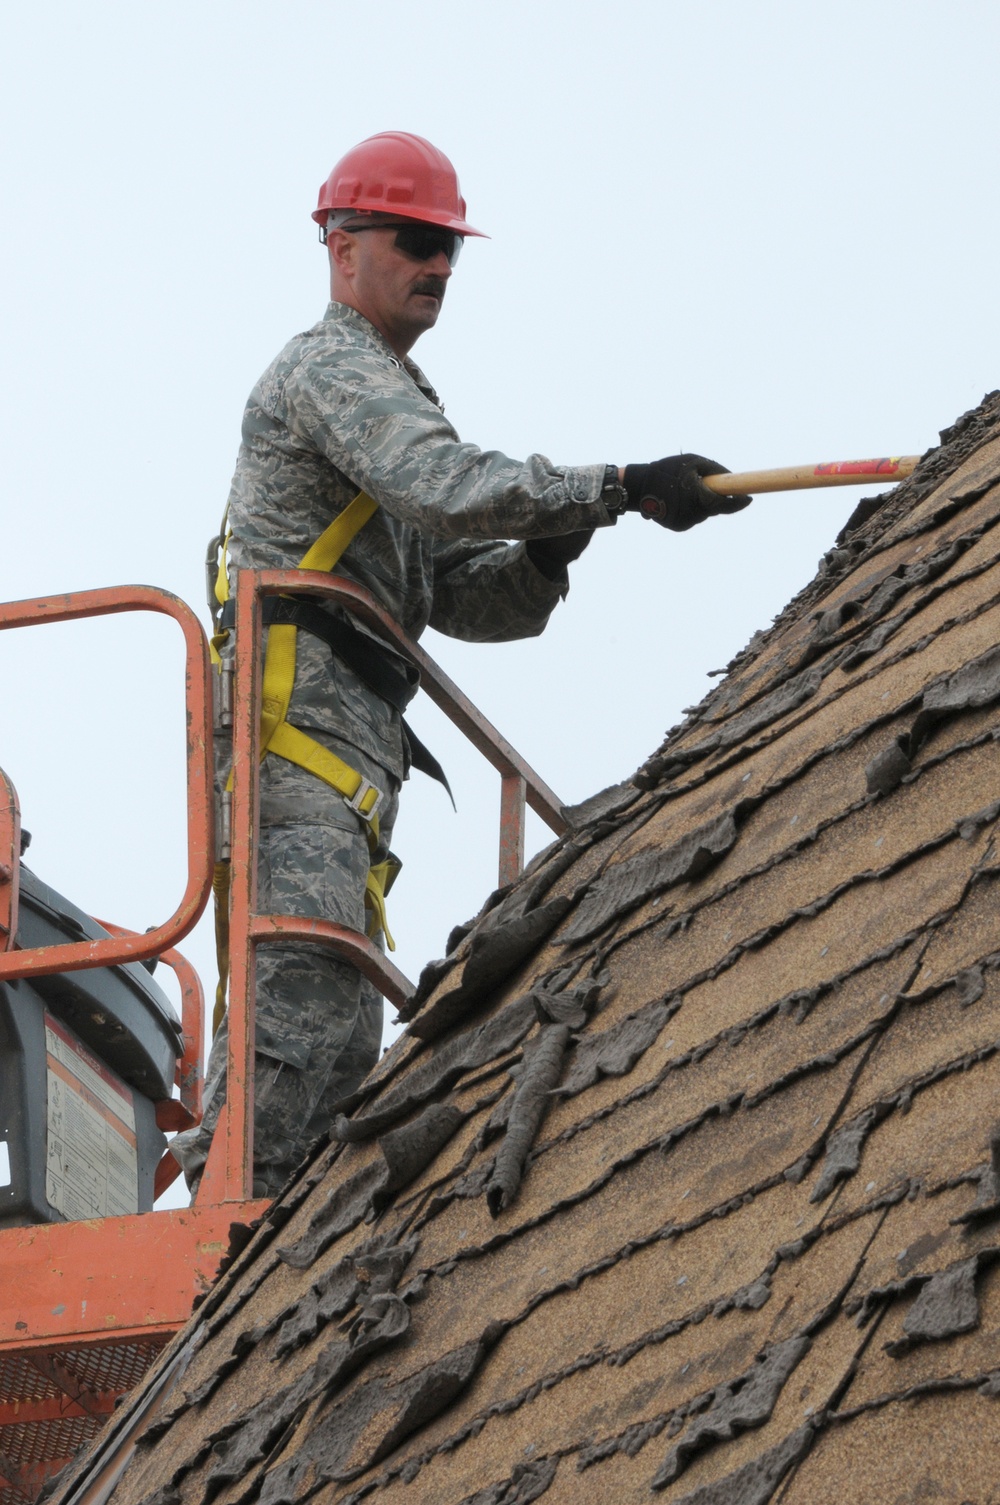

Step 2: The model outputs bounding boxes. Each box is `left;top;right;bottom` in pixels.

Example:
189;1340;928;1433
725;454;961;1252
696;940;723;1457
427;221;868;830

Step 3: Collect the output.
666;1422;815;1505
911;642;1000;748
556;996;680;1097
486;1025;572;1216
459;1456;559;1503
701;665;826;750
561;780;641;830
399;843;587;1035
810;1107;881;1202
532;975;602;1029
651;1336;810;1488
274;1236;418;1358
258;1327;503;1503
331;995;537;1142
279;1106;464;1269
408;898;575;1041
276;1161;385;1270
714;1274;773;1316
203;1295;412;1493
558;812;738;946
903;1256;981;1340
955;965;986;1009
843;616;906;671
885;1257;982;1356
952;1126;1000;1225
865;741;912;796
376;1105;466;1205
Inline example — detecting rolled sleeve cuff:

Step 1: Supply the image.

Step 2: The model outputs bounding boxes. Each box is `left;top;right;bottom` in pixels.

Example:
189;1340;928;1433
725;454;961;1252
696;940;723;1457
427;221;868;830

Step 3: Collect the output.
560;463;616;530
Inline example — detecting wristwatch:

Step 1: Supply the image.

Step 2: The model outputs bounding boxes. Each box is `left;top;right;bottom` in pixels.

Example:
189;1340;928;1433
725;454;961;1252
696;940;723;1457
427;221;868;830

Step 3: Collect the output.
600;464;629;518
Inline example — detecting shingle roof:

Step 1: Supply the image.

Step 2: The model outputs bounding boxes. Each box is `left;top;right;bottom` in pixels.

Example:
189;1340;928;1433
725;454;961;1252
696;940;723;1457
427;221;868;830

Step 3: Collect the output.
63;390;1000;1505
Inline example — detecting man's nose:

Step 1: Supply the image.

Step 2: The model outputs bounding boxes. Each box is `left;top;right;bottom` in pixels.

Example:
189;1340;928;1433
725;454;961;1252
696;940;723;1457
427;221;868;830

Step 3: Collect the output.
426;250;453;278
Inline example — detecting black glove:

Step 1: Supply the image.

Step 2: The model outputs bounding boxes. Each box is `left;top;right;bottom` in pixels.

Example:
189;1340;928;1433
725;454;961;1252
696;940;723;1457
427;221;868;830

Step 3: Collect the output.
623;454;752;532
526;529;595;582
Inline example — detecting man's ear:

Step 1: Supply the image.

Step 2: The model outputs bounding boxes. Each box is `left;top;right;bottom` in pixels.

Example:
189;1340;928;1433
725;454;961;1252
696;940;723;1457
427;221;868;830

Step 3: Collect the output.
327;229;358;283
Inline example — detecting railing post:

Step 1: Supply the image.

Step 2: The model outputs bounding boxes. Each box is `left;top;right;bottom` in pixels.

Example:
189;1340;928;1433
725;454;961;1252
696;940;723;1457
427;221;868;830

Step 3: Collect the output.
498;773;527;888
0;770;20;953
224;569;262;1202
166;945;206;1126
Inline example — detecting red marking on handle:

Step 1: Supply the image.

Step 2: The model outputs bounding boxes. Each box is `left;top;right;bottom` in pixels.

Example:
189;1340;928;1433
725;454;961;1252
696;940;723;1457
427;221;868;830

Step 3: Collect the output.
814;458;901;478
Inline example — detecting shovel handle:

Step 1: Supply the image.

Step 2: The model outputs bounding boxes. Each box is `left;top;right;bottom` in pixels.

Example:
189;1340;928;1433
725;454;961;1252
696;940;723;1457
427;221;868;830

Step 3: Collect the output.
702;456;920;496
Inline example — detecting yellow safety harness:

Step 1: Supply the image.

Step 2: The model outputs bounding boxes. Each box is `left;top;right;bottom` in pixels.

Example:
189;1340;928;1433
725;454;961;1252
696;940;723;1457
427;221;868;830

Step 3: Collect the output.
210;491;400;1031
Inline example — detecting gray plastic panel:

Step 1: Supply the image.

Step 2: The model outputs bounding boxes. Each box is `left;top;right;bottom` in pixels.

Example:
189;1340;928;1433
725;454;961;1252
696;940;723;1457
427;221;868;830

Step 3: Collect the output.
15;866;183;1100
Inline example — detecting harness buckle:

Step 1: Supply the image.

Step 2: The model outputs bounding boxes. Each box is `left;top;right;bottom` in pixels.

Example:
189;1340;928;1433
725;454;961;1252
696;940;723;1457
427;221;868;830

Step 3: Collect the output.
344;777;385;825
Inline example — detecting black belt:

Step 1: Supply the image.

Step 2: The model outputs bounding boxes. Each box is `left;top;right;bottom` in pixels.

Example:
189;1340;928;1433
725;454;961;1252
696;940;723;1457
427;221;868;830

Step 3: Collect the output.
219;596;453;803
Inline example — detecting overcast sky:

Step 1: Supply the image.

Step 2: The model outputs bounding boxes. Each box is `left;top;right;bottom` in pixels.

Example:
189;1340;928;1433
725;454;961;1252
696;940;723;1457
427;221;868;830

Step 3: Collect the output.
2;2;997;1207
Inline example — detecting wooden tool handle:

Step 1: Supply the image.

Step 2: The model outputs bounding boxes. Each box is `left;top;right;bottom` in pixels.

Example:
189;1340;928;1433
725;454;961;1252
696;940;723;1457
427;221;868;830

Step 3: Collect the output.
702;456;920;496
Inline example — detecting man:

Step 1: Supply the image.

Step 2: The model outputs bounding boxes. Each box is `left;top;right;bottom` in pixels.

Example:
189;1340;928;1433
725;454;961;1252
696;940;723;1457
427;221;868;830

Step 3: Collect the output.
171;131;749;1197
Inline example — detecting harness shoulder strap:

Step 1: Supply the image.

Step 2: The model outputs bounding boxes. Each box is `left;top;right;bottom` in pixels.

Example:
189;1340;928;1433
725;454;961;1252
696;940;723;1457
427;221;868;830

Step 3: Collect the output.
299;489;379;572
257;489;378;770
213;490;397;1027
258;489;379;762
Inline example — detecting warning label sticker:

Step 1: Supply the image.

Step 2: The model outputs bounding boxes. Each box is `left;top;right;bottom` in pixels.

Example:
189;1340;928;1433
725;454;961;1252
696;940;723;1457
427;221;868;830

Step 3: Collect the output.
45;1012;138;1220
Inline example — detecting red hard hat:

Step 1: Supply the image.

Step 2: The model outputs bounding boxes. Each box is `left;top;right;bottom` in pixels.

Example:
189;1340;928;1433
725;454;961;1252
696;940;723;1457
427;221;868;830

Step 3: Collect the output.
313;131;487;238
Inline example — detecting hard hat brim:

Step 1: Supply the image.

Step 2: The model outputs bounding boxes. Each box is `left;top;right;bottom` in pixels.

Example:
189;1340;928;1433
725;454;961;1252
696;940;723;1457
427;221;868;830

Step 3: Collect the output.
312;203;487;238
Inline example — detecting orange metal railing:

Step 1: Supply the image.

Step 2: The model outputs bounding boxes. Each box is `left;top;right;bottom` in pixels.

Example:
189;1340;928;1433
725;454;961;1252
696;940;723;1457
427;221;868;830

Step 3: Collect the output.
197;566;569;1203
0;586;215;980
0;584;216;1214
0;768;20;954
0;574;567;1208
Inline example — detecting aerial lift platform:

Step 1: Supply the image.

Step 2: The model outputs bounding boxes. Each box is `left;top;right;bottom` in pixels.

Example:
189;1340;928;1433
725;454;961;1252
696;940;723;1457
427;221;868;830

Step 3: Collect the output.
0;573;566;1505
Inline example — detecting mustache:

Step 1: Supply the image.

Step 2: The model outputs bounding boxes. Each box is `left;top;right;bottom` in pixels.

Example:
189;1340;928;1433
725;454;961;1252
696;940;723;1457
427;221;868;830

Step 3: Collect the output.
412;276;447;300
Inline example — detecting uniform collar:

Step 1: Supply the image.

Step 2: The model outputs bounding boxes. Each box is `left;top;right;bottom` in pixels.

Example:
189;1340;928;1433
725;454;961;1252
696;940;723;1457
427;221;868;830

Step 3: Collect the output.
321;301;441;409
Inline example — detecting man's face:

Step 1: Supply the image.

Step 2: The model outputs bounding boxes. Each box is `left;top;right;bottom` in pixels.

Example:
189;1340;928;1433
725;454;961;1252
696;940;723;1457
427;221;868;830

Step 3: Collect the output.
328;223;456;357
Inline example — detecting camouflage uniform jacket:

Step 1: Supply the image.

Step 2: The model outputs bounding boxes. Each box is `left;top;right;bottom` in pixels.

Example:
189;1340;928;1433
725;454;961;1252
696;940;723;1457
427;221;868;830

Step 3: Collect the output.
225;301;613;780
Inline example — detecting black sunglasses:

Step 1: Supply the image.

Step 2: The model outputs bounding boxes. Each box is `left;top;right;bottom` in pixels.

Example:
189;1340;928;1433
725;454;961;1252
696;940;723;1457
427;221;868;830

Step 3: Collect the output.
339;221;463;268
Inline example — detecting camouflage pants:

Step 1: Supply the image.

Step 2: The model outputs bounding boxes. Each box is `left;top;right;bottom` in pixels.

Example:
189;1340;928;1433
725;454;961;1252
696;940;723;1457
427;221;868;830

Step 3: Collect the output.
171;729;399;1198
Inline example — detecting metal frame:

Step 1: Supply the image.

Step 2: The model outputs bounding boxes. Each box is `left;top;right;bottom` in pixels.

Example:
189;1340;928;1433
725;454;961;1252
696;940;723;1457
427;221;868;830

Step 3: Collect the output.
0;1206;266;1353
0;573;568;1210
199;566;568;1204
0;769;20;956
0;579;232;1219
0;586;215;979
0;585;209;1193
